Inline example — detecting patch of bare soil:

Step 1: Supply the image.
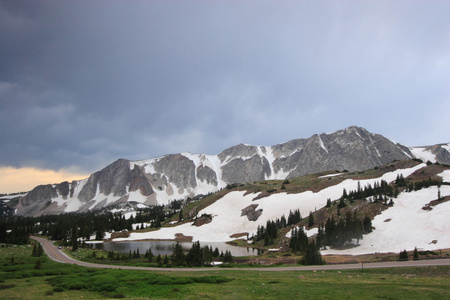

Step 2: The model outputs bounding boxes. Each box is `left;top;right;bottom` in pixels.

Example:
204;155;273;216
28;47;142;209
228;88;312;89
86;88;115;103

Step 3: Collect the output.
229;232;248;239
108;231;130;241
175;233;193;242
407;164;449;181
252;191;273;201
422;196;450;211
193;215;212;226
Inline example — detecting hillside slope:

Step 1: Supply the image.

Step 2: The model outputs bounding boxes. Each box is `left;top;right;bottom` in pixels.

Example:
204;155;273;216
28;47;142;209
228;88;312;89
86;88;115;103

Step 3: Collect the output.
113;162;450;255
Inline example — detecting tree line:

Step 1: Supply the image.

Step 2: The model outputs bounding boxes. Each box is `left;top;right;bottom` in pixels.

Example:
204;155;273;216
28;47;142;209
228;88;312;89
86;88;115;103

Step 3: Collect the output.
316;211;372;249
0;205;178;245
89;241;233;267
253;209;302;246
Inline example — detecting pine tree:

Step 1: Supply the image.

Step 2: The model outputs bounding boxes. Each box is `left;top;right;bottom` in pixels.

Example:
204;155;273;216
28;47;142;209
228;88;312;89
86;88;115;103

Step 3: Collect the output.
399;249;408;261
71;226;78;251
223;250;233;263
300;241;324;265
171;242;185;266
264;232;271;246
338;198;346;209
363;216;372;234
34;258;42;270
148;248;154;263
186;241;203;266
289;227;308;253
156;254;162;267
316;224;325;248
179;209;183;222
308;212;314;227
213;247;220;258
413;247;419;260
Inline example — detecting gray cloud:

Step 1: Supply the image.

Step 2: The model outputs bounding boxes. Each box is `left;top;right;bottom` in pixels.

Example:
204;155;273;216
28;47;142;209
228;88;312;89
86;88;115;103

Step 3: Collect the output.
1;0;449;173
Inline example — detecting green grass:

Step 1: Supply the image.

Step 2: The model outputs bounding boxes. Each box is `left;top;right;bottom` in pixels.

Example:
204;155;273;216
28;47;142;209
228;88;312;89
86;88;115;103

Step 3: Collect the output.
1;243;450;299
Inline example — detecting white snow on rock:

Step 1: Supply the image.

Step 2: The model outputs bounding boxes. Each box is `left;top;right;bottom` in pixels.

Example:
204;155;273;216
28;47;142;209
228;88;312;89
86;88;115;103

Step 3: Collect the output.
410;147;437;163
438;170;450;183
113;164;429;249
318;173;343;179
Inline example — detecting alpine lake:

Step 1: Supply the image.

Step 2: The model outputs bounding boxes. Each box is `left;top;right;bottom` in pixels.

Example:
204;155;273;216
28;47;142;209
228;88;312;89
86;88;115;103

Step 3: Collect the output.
89;240;259;257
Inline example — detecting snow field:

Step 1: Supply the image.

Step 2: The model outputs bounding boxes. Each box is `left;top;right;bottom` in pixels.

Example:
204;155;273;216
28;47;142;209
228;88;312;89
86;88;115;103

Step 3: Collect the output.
113;164;428;246
438;170;450;182
410;147;437;163
322;185;450;255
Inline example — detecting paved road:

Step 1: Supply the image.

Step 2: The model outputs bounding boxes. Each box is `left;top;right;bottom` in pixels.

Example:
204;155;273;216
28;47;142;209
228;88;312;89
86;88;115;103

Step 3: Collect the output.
31;236;450;272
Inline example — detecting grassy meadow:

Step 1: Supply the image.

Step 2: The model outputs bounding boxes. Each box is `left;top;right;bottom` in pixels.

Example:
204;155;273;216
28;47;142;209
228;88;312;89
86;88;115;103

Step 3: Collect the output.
1;242;449;299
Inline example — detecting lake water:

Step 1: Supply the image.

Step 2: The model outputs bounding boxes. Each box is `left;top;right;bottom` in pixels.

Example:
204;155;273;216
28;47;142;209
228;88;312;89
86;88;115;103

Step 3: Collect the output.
91;240;259;257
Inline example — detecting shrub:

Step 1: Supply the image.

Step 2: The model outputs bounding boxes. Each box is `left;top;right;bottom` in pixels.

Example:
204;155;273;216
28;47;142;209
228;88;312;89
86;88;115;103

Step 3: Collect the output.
148;276;191;285
0;283;16;289
108;293;126;298
98;284;116;292
68;282;88;290
192;276;232;284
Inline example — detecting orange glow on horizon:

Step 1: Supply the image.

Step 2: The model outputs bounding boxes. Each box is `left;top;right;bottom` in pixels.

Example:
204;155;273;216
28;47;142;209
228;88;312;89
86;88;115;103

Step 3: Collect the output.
0;166;89;194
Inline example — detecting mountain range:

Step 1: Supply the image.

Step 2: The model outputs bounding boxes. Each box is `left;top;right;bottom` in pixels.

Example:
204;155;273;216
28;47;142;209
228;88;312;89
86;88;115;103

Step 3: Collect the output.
11;126;450;217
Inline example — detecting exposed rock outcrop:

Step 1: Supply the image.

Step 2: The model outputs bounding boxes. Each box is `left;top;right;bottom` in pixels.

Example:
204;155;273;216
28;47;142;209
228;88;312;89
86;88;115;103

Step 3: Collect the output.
153;154;197;189
241;204;263;221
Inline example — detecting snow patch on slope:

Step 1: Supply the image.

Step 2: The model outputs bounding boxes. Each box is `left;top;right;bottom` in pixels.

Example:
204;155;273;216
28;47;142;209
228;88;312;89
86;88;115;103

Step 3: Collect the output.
266;146;292;180
410;147;437;163
113;164;426;244
317;135;328;153
438;170;450;183
319;173;343;179
322;185;450;255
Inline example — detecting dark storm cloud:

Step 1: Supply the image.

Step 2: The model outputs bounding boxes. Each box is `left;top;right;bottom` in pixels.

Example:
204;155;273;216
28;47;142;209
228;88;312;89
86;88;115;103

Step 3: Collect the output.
1;0;449;174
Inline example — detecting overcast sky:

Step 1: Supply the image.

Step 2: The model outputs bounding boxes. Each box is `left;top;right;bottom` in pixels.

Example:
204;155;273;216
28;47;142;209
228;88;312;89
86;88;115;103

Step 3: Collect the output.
1;1;449;193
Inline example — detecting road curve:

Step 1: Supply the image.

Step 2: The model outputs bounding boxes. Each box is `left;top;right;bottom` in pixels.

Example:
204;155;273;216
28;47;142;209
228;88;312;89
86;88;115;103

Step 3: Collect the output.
31;236;450;272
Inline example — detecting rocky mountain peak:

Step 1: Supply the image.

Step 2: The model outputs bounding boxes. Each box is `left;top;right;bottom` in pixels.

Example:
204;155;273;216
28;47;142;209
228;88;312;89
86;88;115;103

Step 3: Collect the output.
218;143;259;163
13;127;450;216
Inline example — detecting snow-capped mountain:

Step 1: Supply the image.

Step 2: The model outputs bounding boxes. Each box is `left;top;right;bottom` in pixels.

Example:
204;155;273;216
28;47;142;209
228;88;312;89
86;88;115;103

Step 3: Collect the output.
13;126;450;216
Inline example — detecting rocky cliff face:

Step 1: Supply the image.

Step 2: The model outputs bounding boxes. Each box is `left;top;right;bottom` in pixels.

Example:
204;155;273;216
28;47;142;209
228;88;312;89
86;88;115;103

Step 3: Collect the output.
14;126;450;216
427;144;450;165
